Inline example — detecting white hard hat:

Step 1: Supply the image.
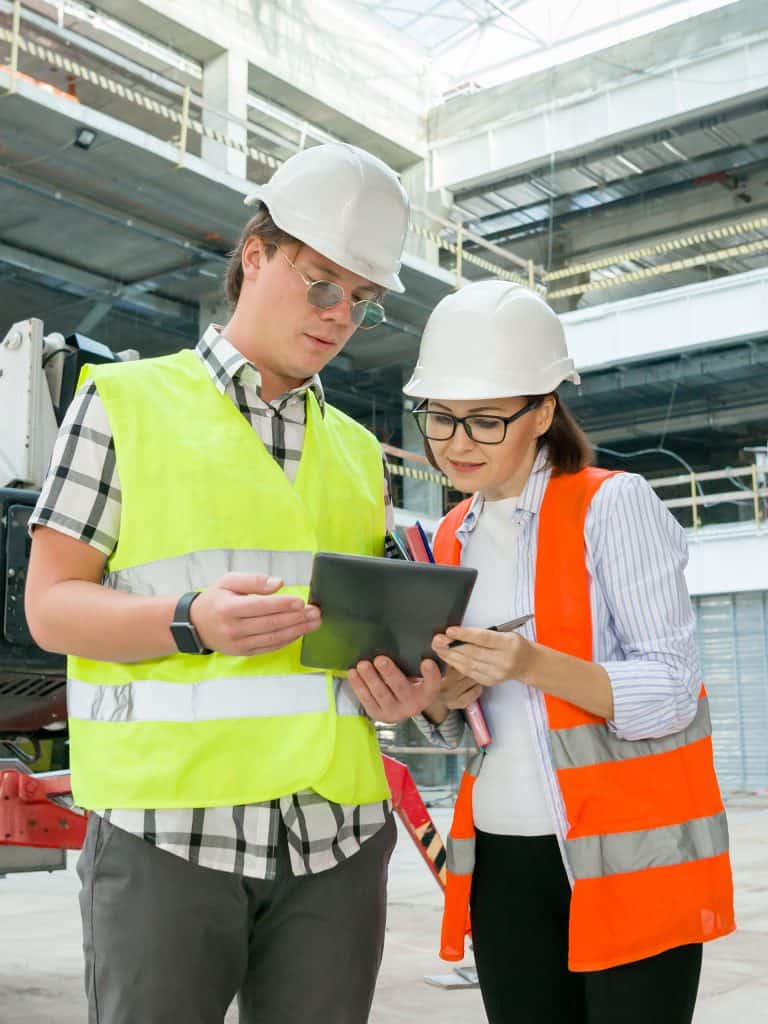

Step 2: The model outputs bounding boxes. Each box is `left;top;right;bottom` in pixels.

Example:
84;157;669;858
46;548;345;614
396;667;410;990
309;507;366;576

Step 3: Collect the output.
244;143;409;294
403;280;580;400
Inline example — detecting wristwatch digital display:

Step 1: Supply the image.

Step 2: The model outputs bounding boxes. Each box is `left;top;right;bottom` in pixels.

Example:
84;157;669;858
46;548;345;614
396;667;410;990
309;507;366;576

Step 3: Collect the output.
170;592;212;654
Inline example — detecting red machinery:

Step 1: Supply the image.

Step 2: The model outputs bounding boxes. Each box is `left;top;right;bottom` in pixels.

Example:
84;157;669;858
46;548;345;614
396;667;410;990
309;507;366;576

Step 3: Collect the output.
0;755;445;889
0;760;87;850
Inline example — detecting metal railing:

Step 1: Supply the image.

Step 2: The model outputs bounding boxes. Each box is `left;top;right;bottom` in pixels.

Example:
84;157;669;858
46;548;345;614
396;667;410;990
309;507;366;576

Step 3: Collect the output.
646;464;767;530
384;444;768;531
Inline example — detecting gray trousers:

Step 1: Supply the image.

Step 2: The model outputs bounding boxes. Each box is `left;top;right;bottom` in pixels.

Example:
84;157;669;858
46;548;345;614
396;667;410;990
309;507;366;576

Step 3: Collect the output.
77;812;396;1024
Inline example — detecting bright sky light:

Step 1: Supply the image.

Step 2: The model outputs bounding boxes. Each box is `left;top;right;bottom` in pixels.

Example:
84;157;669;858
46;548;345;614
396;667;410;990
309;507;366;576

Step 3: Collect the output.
353;0;742;94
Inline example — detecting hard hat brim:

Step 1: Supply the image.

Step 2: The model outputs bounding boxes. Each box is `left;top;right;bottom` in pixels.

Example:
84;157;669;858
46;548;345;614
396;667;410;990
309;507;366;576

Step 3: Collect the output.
243;188;405;294
403;367;581;399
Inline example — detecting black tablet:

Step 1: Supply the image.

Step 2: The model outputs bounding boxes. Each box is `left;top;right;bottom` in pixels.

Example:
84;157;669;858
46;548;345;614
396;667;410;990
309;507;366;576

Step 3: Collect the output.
300;552;478;677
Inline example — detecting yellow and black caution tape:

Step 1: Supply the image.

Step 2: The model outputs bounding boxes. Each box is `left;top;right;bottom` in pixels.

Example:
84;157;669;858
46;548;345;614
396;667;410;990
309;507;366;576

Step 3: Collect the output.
388;462;450;488
0;26;281;170
544;215;768;283
409;223;528;286
547;237;768;299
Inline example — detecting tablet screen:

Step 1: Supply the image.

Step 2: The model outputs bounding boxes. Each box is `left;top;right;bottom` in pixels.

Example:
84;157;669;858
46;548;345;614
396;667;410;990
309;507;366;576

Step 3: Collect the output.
300;552;477;677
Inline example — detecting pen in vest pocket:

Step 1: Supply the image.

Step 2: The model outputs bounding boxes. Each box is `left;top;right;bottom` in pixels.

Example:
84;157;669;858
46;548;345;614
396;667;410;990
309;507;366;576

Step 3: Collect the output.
403;521;494;749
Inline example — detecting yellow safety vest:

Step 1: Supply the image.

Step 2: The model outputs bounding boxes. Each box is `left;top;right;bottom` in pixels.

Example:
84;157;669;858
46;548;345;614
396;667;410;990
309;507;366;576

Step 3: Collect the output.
67;349;389;809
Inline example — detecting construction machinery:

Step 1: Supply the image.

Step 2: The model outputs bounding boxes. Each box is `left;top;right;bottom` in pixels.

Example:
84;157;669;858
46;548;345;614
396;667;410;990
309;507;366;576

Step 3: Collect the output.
0;317;130;873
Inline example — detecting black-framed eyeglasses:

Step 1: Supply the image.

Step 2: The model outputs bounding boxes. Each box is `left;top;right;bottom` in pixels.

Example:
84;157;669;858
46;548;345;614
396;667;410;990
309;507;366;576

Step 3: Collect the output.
412;398;541;445
278;247;386;330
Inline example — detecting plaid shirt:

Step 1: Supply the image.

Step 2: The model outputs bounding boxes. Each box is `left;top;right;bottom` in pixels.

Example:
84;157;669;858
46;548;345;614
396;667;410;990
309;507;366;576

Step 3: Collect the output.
30;325;393;878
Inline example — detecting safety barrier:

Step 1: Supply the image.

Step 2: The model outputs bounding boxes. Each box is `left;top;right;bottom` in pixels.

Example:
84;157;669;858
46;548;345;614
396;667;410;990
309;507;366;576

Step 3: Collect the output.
384;444;768;531
647;464;767;530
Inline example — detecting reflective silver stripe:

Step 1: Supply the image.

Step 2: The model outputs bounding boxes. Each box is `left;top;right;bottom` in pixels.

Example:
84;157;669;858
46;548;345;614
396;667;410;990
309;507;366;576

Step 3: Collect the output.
566;810;729;880
550;695;712;771
68;674;330;723
105;549;313;596
333;676;365;717
466;751;485;778
446;834;476;876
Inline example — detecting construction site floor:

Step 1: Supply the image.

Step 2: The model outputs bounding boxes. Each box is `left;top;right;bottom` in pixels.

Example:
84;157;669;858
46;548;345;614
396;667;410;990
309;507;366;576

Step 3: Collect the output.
1;799;766;1022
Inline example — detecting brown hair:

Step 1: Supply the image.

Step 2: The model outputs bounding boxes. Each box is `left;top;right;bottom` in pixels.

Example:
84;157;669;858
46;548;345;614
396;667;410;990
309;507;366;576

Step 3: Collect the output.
420;393;593;476
225;204;298;307
541;394;594;474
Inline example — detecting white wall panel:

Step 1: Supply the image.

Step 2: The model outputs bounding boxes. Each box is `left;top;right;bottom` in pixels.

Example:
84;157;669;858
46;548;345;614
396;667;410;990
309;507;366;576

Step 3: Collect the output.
431;35;768;190
685;527;768;597
563;267;768;372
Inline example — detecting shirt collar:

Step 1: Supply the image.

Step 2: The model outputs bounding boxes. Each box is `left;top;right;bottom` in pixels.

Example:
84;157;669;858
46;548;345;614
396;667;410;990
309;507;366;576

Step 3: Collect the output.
195;323;326;414
456;445;552;543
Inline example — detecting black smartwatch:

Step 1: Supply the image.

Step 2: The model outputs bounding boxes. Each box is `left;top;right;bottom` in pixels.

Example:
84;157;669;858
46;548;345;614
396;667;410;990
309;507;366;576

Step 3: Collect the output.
170;592;212;655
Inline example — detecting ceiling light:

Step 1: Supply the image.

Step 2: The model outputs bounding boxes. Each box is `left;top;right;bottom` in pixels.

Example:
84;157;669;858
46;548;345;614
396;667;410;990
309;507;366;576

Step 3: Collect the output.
530;177;558;197
616;154;643;175
662;140;687;161
74;127;97;150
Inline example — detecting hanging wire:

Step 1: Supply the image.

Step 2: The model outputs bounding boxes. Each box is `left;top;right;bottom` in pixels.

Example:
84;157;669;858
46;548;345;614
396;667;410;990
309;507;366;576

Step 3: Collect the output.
657;357;683;451
595;445;705;498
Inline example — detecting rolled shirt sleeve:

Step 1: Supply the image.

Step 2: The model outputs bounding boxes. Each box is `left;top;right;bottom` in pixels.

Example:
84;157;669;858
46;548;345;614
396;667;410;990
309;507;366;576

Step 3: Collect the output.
28;382;121;556
411;709;466;748
586;473;701;741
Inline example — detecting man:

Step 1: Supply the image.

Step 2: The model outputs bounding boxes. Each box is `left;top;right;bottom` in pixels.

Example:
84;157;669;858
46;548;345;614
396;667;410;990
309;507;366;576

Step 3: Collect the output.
25;143;442;1024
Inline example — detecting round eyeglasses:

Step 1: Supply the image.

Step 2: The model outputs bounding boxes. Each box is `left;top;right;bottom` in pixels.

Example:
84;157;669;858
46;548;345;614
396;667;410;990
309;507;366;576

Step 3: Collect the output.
412;399;541;445
278;248;386;330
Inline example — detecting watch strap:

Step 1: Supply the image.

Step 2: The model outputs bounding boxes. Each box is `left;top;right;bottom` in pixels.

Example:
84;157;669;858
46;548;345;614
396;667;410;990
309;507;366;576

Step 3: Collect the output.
170;591;212;655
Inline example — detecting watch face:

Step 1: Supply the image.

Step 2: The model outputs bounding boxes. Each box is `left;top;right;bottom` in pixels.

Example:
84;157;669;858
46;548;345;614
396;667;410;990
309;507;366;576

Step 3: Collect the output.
170;621;204;654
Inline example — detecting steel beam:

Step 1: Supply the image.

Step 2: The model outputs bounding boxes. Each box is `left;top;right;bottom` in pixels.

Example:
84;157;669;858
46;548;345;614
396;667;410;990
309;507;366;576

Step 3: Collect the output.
577;343;768;397
587;400;768;443
454;96;768;203
0;241;192;321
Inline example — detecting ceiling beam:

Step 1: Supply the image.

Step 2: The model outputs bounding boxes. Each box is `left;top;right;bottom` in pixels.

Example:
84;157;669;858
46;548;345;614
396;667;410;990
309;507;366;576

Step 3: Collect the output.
0;241;194;321
454;95;768;202
477;154;768;248
574;343;768;398
586;399;768;444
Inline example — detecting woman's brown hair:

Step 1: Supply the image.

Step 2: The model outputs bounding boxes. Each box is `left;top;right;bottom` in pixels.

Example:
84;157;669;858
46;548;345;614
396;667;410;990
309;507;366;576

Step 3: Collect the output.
540;393;594;475
420;393;593;476
225;204;298;307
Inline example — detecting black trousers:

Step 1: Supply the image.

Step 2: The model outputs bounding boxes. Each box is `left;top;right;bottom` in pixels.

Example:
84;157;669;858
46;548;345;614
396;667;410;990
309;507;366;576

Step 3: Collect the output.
470;831;703;1024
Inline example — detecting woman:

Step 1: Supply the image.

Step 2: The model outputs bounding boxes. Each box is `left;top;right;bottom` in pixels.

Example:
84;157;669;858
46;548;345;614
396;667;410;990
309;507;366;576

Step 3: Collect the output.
404;280;735;1024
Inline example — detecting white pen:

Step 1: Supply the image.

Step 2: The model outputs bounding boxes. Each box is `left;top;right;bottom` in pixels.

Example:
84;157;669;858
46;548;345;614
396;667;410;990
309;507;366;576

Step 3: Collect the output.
446;612;533;648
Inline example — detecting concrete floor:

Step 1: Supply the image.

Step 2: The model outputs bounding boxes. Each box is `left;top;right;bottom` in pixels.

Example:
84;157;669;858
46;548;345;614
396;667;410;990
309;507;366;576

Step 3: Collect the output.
0;798;766;1023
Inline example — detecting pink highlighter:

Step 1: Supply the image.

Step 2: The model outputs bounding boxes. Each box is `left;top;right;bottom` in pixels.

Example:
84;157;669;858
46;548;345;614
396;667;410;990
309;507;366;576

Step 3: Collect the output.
447;614;534;749
463;700;492;748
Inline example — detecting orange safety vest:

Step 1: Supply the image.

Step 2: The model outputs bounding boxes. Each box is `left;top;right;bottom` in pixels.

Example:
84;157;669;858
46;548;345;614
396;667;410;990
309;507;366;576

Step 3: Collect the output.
434;466;735;972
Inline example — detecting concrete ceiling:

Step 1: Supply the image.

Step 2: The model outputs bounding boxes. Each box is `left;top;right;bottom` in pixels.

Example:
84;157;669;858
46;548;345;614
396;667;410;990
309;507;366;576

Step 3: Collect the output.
1;1;767;492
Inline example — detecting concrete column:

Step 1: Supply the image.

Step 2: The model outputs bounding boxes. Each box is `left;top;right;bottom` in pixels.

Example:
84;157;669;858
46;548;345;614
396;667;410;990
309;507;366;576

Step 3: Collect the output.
400;390;444;519
401;161;453;270
202;50;248;179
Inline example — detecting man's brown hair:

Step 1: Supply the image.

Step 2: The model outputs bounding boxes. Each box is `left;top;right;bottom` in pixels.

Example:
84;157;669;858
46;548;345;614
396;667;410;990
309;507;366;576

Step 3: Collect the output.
225;205;298;307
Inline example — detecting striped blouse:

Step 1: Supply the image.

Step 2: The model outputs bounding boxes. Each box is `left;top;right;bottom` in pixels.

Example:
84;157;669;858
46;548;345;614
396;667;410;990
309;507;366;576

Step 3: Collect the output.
418;446;701;747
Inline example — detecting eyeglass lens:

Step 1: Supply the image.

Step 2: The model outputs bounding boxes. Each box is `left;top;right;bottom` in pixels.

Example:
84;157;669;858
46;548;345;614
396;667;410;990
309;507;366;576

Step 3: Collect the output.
306;281;384;330
414;410;508;444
